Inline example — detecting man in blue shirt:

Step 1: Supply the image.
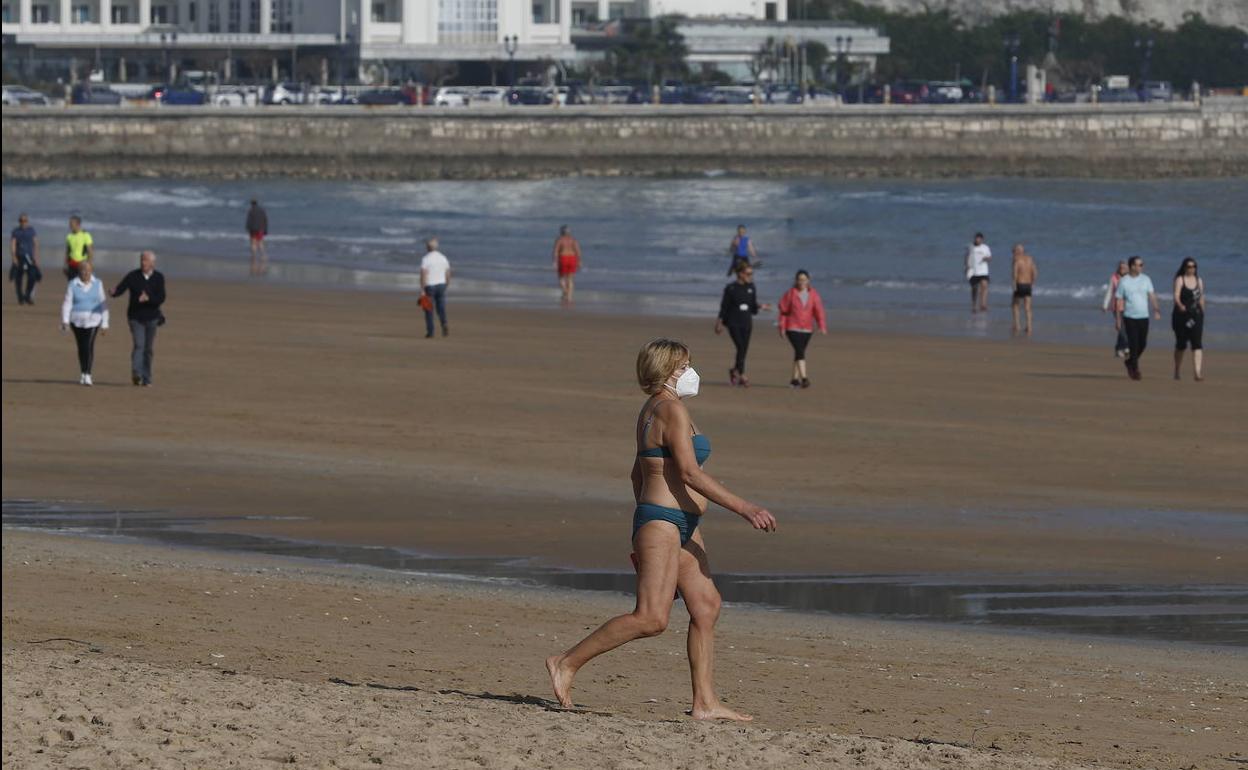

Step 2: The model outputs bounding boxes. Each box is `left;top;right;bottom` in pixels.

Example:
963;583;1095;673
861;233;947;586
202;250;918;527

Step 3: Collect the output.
9;213;40;305
1114;255;1162;380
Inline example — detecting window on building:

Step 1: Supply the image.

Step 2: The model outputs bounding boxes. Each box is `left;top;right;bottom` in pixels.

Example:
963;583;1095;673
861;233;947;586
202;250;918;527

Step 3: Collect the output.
32;3;51;21
531;0;558;24
111;4;128;21
206;0;219;31
228;0;240;32
1;4;11;23
765;2;776;21
247;0;258;31
188;1;195;22
438;0;498;44
72;3;91;22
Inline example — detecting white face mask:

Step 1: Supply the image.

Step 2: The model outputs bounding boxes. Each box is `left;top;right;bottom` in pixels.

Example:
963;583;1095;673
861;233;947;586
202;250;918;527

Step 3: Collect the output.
671;366;701;399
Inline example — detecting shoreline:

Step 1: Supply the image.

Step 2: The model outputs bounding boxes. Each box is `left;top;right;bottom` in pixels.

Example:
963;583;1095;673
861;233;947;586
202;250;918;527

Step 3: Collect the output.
4;530;1246;769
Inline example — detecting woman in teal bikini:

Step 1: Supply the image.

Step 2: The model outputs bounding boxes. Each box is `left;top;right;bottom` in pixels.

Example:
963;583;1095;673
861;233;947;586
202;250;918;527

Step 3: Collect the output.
546;338;777;720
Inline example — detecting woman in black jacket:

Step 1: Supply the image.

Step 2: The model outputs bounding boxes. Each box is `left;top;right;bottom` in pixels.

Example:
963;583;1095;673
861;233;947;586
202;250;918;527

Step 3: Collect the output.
715;262;771;387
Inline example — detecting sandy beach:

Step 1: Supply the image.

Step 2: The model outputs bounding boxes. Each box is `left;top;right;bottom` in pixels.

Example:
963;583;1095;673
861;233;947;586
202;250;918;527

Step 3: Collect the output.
4;531;1246;769
3;275;1247;768
2;277;1246;578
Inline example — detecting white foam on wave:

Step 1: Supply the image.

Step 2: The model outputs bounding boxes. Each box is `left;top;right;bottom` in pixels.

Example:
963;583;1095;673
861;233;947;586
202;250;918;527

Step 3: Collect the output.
115;187;235;209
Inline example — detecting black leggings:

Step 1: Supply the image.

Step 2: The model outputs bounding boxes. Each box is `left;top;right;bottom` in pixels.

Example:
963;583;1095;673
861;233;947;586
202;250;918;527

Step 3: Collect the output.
1123;317;1149;369
727;324;751;373
786;330;812;361
71;325;99;374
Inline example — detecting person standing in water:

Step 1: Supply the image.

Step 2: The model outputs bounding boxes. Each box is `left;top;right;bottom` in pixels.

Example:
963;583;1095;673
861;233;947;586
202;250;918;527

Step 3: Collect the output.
1115;256;1162;381
726;224;759;276
965;232;991;314
1171;257;1206;381
60;259;109;386
776;270;827;389
552;225;582;306
1101;260;1130;358
716;262;770;387
1010;243;1038;336
246;199;269;276
545;338;777;718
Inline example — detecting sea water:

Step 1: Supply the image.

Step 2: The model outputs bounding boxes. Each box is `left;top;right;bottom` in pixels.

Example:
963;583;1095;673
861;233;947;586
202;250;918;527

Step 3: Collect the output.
4;177;1244;346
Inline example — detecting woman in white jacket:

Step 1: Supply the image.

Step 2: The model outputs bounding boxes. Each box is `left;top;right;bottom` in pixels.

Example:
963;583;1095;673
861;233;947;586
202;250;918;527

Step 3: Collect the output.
1101;260;1129;358
60;260;109;385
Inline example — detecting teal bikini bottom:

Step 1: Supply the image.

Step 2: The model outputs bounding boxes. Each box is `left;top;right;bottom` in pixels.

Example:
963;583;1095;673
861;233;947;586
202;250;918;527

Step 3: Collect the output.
632;503;701;545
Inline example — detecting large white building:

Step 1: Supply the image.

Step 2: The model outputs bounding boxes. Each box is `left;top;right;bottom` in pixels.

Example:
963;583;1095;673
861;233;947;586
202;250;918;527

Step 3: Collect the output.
1;0;573;78
571;0;785;23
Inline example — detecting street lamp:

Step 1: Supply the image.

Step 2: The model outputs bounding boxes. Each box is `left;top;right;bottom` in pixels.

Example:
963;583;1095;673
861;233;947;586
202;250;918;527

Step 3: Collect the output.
504;35;518;89
1134;37;1154;88
1003;33;1021;102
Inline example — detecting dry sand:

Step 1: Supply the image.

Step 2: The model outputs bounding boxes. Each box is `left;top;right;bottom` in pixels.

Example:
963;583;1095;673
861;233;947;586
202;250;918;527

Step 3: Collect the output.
2;278;1246;580
4;532;1246;770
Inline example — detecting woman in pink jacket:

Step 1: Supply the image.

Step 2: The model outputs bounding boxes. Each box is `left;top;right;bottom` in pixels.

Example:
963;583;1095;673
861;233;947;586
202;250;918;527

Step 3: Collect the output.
777;270;827;389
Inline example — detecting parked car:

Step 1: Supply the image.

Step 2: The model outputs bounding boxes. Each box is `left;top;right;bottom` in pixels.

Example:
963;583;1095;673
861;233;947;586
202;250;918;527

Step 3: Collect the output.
1139;80;1173;102
841;84;885;104
1098;87;1141;103
150;84;206;105
925;81;964;103
71;83;122;105
508;86;552;105
212;86;254;107
266;82;307;105
434;87;471;107
473;87;507;104
889;80;929;104
352;88;414;106
711;86;757;105
2;85;52;106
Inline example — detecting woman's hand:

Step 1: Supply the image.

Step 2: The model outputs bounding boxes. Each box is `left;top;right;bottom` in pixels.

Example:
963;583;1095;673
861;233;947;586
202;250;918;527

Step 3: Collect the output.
738;503;777;532
714;320;724;335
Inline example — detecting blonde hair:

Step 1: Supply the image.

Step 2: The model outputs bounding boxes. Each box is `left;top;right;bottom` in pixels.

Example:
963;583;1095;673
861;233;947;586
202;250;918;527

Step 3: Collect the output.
637;338;690;395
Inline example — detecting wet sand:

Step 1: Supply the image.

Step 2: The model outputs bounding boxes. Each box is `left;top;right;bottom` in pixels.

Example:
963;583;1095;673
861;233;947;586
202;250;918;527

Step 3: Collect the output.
5;531;1247;769
2;277;1246;580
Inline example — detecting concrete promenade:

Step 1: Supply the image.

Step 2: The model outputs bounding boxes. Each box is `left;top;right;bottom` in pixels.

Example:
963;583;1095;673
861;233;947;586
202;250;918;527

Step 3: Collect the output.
3;101;1245;180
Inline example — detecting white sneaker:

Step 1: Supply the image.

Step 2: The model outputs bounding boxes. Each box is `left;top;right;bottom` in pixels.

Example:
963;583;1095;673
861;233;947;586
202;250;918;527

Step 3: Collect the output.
83;374;93;387
78;373;86;385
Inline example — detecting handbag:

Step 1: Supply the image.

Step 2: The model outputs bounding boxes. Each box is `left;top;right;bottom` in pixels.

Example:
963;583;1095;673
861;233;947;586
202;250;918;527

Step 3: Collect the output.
418;294;433;312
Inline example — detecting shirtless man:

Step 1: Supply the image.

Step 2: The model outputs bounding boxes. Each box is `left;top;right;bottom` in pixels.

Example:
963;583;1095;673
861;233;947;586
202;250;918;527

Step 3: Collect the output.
552;225;582;306
1011;243;1038;336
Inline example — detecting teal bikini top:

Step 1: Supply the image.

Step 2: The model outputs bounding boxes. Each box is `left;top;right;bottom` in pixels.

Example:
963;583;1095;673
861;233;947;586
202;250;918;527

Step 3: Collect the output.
637;404;712;466
638;433;712;466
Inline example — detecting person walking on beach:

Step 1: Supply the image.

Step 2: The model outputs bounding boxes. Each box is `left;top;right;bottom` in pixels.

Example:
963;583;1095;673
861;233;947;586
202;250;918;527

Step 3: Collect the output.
715;262;770;387
1010;243;1037;336
552;225;582;306
726;224;759;276
777;270;827;389
64;215;93;281
965;232;991;314
1171;257;1206;381
1102;260;1130;358
545;338;777;718
60;259;108;386
10;213;41;305
246;199;269;276
1115;256;1162;381
111;251;166;387
420;237;451;338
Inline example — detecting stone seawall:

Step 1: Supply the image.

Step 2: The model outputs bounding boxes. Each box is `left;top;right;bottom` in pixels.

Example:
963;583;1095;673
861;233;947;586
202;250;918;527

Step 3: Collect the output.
3;102;1246;180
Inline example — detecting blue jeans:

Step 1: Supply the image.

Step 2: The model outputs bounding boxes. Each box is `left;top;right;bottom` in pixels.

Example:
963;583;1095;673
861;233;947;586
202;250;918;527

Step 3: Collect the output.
424;283;447;336
129;318;159;384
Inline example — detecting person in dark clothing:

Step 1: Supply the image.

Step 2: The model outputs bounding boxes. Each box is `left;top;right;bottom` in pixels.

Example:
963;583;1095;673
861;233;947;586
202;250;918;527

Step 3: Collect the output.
715;262;771;387
9;213;41;305
1171;257;1206;381
111;250;166;386
246;199;269;276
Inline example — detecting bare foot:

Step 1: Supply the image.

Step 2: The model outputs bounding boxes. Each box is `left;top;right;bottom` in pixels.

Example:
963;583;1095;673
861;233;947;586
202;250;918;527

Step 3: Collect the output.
545;655;574;708
691;702;754;722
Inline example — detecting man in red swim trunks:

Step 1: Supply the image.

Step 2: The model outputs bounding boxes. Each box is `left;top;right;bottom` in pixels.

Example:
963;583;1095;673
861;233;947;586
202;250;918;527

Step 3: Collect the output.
552;224;582;306
246;198;269;277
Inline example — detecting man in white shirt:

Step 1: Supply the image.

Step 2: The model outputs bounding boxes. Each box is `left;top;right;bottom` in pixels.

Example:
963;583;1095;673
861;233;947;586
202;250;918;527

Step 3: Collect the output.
420;237;452;338
965;232;992;314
